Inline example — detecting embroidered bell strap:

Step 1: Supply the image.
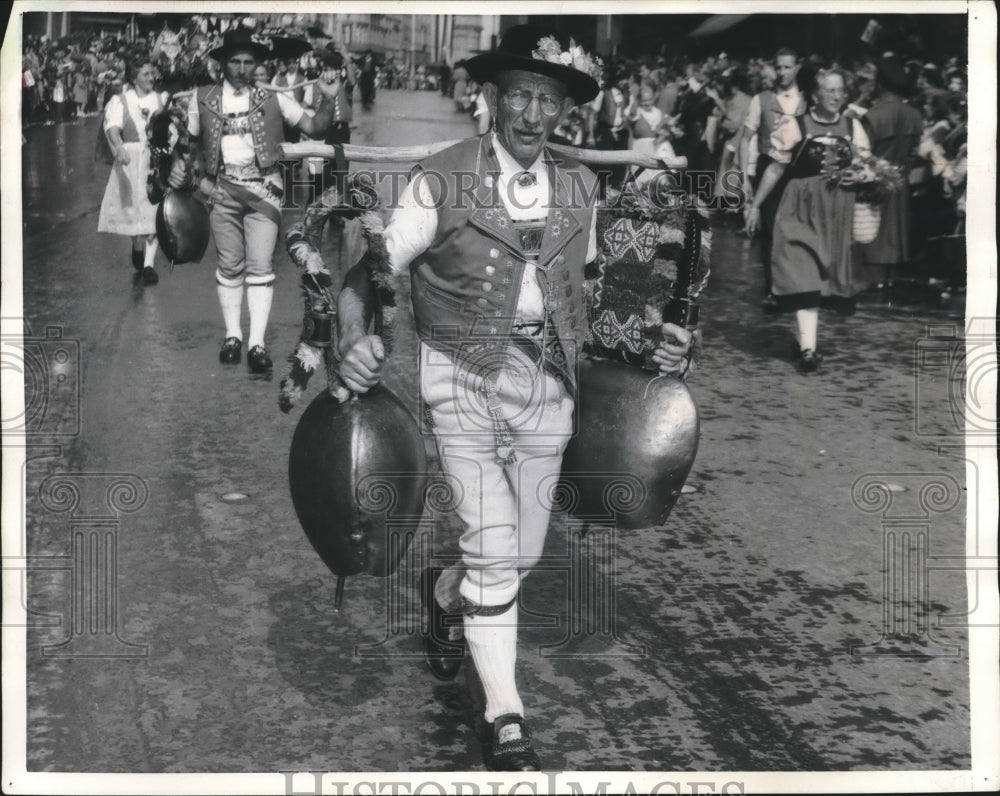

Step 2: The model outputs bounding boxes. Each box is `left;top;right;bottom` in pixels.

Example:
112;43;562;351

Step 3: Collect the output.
221;112;253;136
217;175;282;225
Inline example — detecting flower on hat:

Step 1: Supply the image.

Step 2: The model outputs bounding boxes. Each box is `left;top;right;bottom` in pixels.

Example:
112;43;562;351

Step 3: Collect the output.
533;36;563;65
533;36;604;83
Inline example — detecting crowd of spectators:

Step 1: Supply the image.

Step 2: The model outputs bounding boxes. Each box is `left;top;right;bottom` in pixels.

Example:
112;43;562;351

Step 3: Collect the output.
559;48;969;297
22;17;969;298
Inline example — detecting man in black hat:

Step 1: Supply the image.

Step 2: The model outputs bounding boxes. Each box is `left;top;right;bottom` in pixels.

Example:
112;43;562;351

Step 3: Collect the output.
859;57;924;289
168;29;342;374
335;25;692;770
318;42;357;205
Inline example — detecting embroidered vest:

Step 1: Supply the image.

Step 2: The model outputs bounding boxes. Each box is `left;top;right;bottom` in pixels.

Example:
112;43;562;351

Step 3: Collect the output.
408;136;598;391
196;84;285;176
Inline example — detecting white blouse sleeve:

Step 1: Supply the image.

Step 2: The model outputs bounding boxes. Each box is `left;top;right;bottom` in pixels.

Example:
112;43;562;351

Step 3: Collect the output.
103;93;125;132
851;118;872;157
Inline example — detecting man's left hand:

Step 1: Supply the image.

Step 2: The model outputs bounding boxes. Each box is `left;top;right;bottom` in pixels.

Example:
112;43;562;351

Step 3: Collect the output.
651;322;693;375
315;69;342;97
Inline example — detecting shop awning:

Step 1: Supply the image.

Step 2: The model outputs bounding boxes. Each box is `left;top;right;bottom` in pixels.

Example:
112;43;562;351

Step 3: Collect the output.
687;15;752;38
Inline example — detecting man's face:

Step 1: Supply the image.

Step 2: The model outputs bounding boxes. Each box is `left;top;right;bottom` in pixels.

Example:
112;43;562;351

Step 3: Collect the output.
485;69;572;169
775;55;799;90
224;49;257;89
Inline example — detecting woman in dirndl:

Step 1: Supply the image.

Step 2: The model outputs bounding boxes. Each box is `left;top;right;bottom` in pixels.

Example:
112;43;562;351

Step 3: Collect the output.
746;68;871;373
97;58;166;285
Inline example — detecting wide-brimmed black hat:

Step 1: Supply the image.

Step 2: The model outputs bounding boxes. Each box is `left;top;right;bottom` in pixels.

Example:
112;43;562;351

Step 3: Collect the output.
877;56;912;94
209;29;270;63
209;28;312;63
466;24;601;104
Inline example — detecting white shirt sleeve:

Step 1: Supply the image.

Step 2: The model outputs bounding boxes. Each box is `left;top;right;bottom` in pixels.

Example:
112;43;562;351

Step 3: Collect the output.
586;204;598;263
383;171;438;274
186;91;200;137
851;118;872;157
276;90;305;127
743;93;762;132
103;93;124;131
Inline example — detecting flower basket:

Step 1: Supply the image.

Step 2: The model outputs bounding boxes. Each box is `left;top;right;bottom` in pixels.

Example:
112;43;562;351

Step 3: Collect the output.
852;201;882;244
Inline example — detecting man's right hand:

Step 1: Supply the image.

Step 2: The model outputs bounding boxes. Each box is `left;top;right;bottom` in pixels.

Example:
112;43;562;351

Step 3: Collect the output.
338;334;385;394
167;159;188;189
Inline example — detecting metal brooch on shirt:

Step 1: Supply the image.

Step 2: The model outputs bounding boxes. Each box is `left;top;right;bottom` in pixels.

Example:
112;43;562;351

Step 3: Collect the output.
514;170;537;188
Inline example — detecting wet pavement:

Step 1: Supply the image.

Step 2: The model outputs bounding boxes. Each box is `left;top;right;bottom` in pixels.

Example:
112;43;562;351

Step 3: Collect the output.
12;88;975;779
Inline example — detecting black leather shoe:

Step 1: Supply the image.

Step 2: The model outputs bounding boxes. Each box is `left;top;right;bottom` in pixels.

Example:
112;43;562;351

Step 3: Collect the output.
247;345;273;373
486;714;541;772
131;248;144;270
142;266;158;285
219;337;242;365
796;348;822;374
420;566;464;681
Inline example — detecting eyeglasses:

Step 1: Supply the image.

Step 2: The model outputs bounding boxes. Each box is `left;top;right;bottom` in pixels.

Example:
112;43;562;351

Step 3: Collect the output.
503;89;564;116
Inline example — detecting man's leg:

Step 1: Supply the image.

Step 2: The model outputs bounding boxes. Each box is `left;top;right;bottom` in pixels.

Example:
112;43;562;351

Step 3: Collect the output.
209;188;248;364
420;347;571;769
243;208;279;372
755;154;783;306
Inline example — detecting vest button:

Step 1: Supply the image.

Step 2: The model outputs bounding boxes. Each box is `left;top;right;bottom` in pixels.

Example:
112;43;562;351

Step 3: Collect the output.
561;269;571;281
489;248;499;258
485;265;496;275
555;255;565;265
477;297;489;308
565;285;573;297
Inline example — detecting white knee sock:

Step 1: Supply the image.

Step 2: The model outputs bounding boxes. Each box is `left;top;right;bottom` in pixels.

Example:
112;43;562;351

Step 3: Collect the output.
464;602;524;723
246;282;274;349
216;273;244;340
143;236;158;268
795;308;819;352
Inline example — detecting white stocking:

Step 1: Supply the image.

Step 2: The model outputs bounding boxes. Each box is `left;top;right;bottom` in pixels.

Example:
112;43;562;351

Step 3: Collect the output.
464;602;524;723
795;307;819;352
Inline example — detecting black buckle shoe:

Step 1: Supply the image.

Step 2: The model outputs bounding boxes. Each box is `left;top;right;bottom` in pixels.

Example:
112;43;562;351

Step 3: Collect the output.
219;337;242;365
142;266;158;285
247;345;273;373
487;714;541;772
420;566;464;681
796;348;822;374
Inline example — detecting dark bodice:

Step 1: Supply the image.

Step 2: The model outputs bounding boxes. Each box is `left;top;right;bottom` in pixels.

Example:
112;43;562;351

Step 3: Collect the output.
788;113;854;179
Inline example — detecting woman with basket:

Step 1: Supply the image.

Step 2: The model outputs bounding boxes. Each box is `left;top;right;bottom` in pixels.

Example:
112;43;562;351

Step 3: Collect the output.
746;67;884;374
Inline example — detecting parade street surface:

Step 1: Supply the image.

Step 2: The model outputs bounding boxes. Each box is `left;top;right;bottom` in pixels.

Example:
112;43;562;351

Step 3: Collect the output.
5;58;997;795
